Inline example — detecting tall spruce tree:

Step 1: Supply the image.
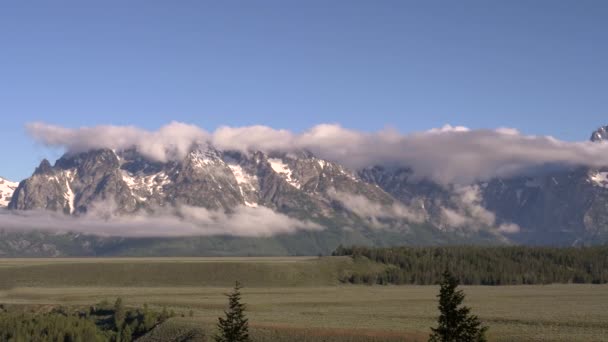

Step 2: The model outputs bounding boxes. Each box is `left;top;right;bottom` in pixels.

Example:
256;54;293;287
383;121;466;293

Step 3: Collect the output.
113;297;126;330
215;281;251;342
429;270;488;342
121;324;132;342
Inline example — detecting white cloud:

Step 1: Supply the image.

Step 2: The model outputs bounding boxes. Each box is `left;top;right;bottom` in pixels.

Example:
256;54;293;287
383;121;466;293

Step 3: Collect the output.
498;223;520;234
427;124;470;133
27;121;209;162
0;204;322;238
327;188;426;226
26;121;608;184
212;125;295;153
440;185;520;233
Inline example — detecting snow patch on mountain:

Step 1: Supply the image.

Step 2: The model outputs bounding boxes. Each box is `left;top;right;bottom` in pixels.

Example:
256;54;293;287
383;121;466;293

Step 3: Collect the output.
0;177;18;207
121;170;170;201
188;147;223;169
227;163;259;207
268;158;301;189
337;165;358;181
314;158;357;181
589;171;608;188
63;170;77;213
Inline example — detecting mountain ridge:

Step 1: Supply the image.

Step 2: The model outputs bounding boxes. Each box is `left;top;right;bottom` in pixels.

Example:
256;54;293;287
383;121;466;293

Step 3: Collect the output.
3;126;608;255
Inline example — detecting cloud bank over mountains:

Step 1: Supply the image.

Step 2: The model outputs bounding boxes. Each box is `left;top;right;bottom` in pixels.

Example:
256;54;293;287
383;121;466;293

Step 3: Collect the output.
441;185;520;234
0;202;321;238
28;122;608;184
327;188;427;228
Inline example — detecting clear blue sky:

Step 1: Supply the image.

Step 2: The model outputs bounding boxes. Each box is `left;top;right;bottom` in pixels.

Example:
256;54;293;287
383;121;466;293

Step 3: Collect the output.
1;0;607;181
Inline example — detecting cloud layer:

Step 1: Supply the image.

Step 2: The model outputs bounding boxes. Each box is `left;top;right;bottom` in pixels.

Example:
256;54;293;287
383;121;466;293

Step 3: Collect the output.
0;204;321;238
327;188;426;227
27;122;608;184
27;122;209;162
440;185;520;234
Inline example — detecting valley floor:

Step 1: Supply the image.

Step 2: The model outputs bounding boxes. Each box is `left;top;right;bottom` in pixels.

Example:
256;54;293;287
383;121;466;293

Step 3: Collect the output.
0;258;606;341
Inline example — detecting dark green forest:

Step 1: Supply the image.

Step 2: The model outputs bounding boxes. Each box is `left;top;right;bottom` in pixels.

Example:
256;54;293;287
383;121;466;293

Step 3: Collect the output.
0;299;172;342
333;245;608;285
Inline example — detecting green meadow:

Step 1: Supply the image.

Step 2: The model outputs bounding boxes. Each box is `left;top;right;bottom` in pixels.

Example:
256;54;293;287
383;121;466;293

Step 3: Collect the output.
0;257;606;341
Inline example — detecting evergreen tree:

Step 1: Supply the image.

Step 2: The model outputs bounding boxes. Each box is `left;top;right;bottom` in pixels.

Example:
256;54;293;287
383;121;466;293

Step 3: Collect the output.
429;270;488;342
121;324;133;342
114;297;126;330
159;306;170;321
215;281;251;342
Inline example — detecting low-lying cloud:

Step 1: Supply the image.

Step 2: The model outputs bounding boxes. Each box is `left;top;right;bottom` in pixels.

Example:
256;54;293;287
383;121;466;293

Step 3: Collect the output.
327;189;426;227
27;122;608;184
327;186;518;233
440;185;520;234
0;204;322;238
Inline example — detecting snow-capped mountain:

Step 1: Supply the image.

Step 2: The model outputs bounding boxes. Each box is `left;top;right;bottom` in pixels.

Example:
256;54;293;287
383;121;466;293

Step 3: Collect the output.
0;177;18;207
8;145;404;228
7;125;608;255
4;143;502;256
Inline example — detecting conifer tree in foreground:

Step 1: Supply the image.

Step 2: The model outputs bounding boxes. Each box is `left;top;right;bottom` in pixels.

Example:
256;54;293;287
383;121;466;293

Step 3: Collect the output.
114;297;126;330
215;281;251;342
121;324;133;342
429;270;488;342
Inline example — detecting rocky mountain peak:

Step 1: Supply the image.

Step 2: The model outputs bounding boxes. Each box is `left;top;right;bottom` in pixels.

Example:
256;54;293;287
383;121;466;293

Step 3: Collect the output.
34;159;53;175
54;149;120;172
590;126;608;142
9;133;608;247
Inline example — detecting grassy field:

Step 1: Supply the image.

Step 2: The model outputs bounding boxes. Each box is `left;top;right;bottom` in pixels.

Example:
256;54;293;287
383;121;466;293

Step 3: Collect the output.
0;256;379;288
0;257;606;341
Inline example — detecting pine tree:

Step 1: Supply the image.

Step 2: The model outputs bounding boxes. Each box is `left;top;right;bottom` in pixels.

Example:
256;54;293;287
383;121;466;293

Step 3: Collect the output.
121;324;132;342
429;270;488;342
215;281;251;342
159;306;170;321
114;297;126;330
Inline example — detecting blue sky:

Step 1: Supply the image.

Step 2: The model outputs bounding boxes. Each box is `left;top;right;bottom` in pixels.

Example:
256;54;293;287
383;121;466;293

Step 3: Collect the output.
1;0;607;180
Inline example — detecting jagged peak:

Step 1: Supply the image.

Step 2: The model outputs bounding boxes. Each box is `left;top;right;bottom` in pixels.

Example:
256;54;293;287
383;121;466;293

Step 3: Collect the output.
33;159;53;175
189;143;221;159
55;148;120;172
57;148;118;164
590;125;608;142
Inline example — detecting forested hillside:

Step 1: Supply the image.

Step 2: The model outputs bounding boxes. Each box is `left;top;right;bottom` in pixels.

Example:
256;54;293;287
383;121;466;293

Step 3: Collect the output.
333;245;608;285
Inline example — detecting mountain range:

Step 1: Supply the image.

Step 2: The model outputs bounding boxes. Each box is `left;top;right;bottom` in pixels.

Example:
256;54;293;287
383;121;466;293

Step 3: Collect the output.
2;126;608;256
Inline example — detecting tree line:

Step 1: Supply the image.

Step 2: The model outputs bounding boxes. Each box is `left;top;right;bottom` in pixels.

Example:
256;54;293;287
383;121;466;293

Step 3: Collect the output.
332;245;608;285
0;298;174;342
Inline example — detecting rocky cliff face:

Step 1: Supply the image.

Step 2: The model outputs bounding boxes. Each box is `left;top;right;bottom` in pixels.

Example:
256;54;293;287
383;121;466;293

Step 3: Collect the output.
478;169;608;244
